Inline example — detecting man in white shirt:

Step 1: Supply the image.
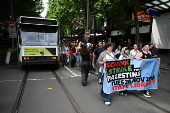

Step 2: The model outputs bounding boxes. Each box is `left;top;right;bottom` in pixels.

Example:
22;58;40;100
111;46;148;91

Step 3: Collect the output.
130;44;140;59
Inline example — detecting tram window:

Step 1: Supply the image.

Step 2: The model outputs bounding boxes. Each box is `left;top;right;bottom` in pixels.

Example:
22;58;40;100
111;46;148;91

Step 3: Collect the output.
20;25;58;46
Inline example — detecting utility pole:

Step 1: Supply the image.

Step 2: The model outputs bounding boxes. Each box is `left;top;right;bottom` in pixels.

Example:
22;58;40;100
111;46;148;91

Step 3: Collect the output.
11;1;14;49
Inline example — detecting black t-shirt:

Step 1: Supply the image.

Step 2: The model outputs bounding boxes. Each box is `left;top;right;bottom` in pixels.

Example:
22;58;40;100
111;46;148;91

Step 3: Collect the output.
94;47;105;60
81;51;90;62
141;52;152;59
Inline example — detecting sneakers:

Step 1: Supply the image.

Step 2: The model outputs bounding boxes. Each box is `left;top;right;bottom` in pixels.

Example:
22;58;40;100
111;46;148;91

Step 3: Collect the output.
99;79;102;84
119;92;124;96
143;91;151;98
119;92;128;96
104;102;111;106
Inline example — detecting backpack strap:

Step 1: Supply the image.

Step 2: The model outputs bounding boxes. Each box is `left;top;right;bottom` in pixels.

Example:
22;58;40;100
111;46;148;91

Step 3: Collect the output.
105;51;115;59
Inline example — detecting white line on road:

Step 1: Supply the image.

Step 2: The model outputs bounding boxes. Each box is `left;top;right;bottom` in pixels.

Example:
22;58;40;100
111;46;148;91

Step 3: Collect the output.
64;66;81;77
0;78;56;82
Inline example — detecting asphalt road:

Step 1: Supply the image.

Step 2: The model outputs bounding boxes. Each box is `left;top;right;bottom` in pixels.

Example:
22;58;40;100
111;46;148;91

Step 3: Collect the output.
0;54;170;113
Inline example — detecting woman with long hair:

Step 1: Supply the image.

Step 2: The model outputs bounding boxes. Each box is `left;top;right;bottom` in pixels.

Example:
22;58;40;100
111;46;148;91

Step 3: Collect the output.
80;44;90;86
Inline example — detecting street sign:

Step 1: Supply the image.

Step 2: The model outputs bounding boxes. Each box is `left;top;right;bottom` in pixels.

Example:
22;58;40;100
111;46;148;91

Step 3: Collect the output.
85;30;90;37
9;22;16;28
8;22;17;38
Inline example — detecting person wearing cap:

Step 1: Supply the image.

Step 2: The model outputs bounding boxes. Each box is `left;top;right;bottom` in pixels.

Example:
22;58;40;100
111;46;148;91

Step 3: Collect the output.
135;43;152;98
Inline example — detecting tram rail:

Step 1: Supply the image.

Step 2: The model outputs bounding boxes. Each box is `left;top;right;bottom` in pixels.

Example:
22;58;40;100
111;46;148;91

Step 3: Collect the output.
11;67;170;113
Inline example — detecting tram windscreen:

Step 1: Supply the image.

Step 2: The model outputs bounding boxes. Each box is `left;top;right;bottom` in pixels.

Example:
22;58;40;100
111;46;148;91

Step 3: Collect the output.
20;24;58;46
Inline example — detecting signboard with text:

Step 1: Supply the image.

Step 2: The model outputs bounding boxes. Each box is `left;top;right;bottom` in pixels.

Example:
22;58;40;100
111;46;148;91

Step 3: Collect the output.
102;58;159;94
9;22;17;38
85;30;90;37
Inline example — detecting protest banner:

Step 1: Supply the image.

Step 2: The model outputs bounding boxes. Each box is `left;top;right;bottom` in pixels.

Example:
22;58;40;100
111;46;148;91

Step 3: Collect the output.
103;58;160;94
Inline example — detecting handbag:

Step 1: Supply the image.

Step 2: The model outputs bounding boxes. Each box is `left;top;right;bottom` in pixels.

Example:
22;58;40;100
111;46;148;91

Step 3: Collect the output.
71;55;76;60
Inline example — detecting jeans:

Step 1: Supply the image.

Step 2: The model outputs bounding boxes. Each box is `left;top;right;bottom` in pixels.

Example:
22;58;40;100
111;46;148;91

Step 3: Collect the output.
101;75;111;102
76;54;82;70
97;65;102;80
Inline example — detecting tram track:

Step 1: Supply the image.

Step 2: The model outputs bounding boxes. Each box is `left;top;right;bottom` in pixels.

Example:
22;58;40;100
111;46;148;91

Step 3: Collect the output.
129;91;170;113
158;86;170;94
51;69;82;113
11;67;169;113
11;68;82;113
11;69;29;113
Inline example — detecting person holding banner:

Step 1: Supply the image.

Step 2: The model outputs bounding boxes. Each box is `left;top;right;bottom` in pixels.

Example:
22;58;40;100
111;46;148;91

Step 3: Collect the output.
130;44;140;59
135;43;152;98
118;47;131;96
98;42;115;105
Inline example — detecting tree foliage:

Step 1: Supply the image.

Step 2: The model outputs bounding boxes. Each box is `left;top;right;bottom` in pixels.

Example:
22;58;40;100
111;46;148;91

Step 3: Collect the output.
0;0;44;29
46;0;141;44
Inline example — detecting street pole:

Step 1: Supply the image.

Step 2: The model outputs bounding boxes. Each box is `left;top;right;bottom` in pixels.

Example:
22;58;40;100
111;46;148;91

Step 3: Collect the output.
86;0;89;43
11;1;14;49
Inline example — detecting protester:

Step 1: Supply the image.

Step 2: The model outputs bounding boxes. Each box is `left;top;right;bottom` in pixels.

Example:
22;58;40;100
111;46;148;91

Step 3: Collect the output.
118;47;131;96
76;42;82;70
94;41;105;84
59;43;67;65
135;43;152;98
90;44;97;71
150;43;159;58
70;45;76;67
115;45;122;59
102;41;106;48
130;44;140;59
80;44;90;86
97;42;115;105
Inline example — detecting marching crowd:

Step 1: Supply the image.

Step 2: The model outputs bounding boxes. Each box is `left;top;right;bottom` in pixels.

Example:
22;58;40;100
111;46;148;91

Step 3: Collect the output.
59;40;160;106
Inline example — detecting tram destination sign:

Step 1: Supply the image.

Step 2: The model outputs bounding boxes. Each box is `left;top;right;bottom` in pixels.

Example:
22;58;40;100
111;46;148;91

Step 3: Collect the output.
21;17;57;25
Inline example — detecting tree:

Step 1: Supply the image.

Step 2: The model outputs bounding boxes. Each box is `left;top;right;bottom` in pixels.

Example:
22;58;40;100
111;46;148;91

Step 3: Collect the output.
0;0;44;30
46;0;141;45
46;0;99;37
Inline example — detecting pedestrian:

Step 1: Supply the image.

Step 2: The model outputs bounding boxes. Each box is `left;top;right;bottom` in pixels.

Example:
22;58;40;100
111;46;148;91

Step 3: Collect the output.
76;42;82;70
150;43;159;58
80;44;90;86
70;45;76;67
130;44;140;59
89;44;96;71
102;40;106;48
135;43;152;98
59;43;67;65
94;41;105;84
115;45;122;59
118;47;131;96
97;42;115;105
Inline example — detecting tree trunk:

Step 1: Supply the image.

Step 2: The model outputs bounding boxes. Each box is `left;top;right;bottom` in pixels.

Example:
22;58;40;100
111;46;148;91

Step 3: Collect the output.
133;6;140;47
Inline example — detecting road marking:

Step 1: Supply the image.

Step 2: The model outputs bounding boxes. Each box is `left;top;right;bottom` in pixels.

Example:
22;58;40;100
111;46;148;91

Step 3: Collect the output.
0;78;56;82
27;78;56;81
0;80;22;82
64;66;81;77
